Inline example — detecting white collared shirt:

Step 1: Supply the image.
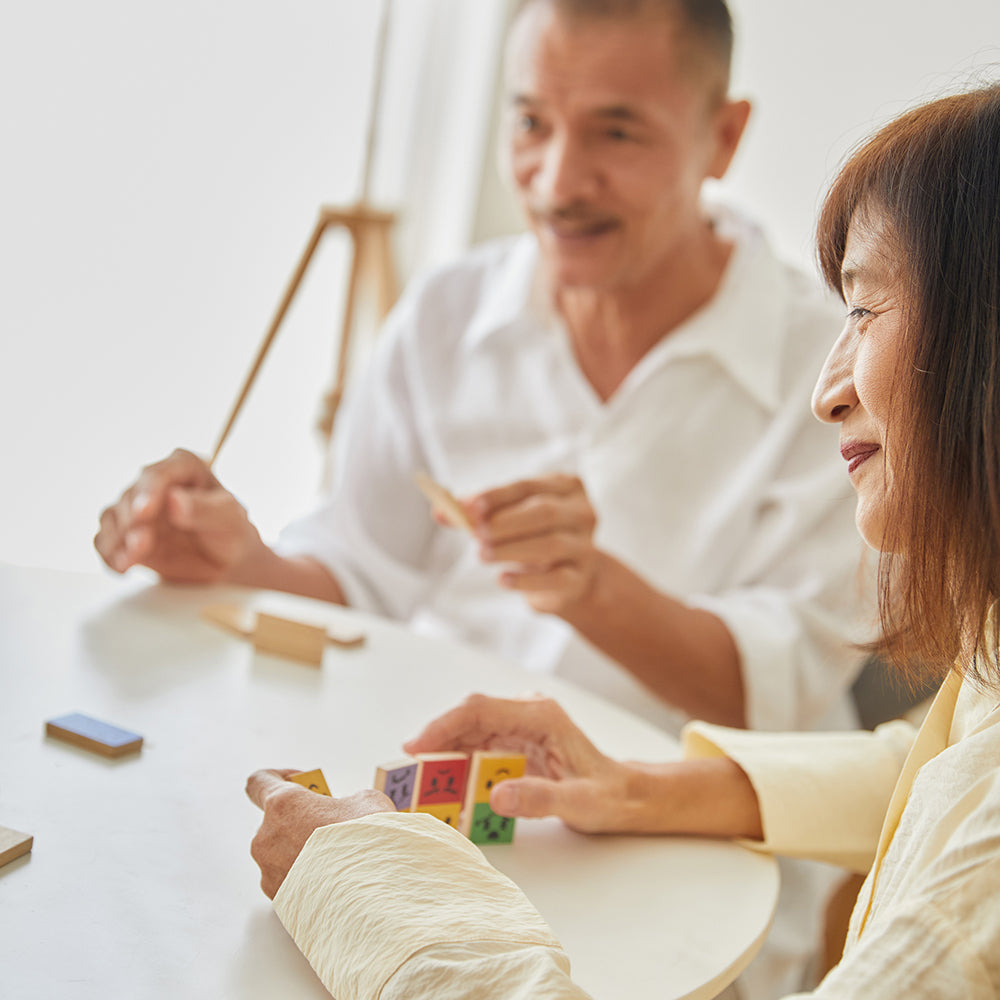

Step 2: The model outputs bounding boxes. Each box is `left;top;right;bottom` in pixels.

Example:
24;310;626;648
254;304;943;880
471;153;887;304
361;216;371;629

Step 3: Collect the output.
278;206;872;736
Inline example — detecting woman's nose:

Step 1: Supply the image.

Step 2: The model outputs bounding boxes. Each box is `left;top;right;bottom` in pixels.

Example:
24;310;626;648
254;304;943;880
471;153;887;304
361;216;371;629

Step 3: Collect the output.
812;327;858;423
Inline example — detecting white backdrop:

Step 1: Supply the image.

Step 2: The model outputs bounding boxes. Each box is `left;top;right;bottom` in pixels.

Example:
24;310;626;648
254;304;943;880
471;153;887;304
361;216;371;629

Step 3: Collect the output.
0;0;506;572
2;1;999;573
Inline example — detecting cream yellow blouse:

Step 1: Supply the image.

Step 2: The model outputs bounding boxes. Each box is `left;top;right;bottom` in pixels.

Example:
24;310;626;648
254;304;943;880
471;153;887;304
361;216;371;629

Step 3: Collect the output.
272;671;1000;999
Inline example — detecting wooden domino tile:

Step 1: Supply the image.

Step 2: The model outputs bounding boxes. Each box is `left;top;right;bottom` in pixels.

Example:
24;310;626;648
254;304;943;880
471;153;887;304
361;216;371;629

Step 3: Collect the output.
45;713;143;758
374;758;422;812
413;472;474;534
288;768;331;795
252;613;327;666
0;826;33;868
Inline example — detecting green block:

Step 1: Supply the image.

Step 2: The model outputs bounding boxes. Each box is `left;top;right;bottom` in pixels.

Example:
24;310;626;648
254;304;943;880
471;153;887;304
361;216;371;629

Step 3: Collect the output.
468;802;516;844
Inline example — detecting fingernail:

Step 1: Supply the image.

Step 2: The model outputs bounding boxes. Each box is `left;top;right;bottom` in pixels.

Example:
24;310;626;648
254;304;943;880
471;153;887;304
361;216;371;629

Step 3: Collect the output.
132;491;152;513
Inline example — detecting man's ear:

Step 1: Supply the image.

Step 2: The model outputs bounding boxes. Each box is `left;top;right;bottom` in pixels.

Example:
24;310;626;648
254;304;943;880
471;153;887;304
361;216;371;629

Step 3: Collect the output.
707;98;752;180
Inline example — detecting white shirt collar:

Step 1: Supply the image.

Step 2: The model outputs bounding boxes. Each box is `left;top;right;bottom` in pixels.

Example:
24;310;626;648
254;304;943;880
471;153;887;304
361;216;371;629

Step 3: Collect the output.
464;205;794;414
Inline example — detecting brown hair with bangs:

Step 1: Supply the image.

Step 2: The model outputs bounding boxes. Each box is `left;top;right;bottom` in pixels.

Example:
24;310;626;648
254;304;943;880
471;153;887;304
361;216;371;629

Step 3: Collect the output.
816;82;1000;686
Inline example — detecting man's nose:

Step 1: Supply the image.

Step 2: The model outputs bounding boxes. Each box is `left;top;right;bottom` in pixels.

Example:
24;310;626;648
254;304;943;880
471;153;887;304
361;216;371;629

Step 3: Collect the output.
535;131;596;204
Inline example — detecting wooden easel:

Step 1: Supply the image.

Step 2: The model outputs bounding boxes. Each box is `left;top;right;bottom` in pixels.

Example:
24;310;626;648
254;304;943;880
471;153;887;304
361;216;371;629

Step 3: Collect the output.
210;1;398;473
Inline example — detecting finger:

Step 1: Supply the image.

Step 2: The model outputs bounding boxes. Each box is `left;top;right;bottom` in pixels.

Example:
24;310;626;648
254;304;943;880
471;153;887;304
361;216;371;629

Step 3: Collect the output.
471;474;584;521
245;768;303;809
490;776;560;818
482;531;587;567
94;505;130;572
498;562;584;592
402;693;553;755
165;485;244;533
131;449;215;525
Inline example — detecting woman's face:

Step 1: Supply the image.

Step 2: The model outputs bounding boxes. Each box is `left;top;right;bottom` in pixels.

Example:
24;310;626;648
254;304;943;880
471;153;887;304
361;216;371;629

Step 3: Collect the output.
812;212;907;550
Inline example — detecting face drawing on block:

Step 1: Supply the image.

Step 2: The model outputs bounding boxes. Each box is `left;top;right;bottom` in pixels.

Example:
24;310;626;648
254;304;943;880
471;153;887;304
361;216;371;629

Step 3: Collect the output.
417;802;462;827
473;755;526;803
384;764;419;811
418;759;469;804
469;802;515;844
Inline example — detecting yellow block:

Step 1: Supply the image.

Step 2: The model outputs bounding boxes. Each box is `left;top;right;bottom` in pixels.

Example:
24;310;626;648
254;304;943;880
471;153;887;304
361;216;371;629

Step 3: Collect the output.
416;802;462;828
469;752;526;804
289;768;332;796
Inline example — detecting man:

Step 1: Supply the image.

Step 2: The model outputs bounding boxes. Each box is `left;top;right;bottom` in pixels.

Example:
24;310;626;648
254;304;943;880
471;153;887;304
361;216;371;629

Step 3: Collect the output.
97;1;871;993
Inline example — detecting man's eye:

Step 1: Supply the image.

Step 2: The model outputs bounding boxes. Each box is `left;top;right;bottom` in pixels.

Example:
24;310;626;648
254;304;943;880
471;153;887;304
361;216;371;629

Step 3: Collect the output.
516;113;541;132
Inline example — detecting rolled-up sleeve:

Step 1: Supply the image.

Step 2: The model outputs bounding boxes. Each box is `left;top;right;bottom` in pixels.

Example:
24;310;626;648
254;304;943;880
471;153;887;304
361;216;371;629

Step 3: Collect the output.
273;811;588;1000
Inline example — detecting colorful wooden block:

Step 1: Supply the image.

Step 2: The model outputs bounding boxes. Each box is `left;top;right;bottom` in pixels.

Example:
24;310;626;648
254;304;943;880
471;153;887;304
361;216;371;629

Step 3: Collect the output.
413;472;474;534
461;751;526;840
467;802;517;844
288;768;331;796
415;752;469;806
469;752;527;804
374;758;422;812
415;802;462;828
45;713;143;757
0;826;33;868
252;612;327;666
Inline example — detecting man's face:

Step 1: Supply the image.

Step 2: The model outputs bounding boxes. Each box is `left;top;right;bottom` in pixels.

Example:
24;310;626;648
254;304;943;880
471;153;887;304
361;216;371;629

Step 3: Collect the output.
503;4;728;293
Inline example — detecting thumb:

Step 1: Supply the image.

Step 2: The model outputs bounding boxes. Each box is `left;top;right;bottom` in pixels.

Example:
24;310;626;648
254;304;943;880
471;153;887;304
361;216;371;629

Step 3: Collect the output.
490;776;562;819
245;768;302;810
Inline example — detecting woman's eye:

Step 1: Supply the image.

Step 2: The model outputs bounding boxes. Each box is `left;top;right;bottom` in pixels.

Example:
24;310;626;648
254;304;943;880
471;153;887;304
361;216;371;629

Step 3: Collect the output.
848;306;873;321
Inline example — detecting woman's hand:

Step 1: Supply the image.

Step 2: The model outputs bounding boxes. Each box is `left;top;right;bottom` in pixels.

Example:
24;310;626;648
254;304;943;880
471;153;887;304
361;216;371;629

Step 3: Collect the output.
405;694;764;840
404;694;644;833
245;769;395;899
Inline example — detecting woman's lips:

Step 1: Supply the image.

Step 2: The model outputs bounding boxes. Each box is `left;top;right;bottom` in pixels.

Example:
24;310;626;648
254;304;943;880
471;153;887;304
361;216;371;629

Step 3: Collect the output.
840;441;880;474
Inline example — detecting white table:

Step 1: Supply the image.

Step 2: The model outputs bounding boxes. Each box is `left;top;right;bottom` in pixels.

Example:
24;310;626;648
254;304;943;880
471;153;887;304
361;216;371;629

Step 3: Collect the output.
0;564;778;999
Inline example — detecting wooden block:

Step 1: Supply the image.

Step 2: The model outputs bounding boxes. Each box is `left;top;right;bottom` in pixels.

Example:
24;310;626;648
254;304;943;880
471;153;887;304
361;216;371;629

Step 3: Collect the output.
200;602;252;639
460;751;526;837
288;768;332;796
414;472;474;534
415;752;470;807
0;826;33;868
374;758;422;812
467;802;517;845
252;612;327;666
415;802;462;828
45;713;143;757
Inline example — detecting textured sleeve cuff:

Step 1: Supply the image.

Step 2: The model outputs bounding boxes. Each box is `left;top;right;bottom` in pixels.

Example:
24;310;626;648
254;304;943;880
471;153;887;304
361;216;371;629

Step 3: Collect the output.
682;719;915;872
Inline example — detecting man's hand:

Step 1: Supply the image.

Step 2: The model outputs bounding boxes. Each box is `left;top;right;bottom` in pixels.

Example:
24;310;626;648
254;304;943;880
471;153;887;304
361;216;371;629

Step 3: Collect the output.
94;448;267;584
403;694;640;833
245;769;395;899
468;475;605;616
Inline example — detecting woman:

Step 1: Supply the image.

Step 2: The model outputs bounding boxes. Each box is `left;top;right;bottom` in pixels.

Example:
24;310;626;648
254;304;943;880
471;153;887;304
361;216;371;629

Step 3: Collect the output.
246;82;1000;999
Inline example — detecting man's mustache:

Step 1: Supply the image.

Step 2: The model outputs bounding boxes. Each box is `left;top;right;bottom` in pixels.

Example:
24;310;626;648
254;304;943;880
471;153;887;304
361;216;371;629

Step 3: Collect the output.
527;202;617;227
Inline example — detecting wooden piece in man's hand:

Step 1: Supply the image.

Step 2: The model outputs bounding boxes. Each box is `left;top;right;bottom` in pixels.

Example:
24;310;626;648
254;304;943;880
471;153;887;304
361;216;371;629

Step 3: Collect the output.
414;472;474;534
